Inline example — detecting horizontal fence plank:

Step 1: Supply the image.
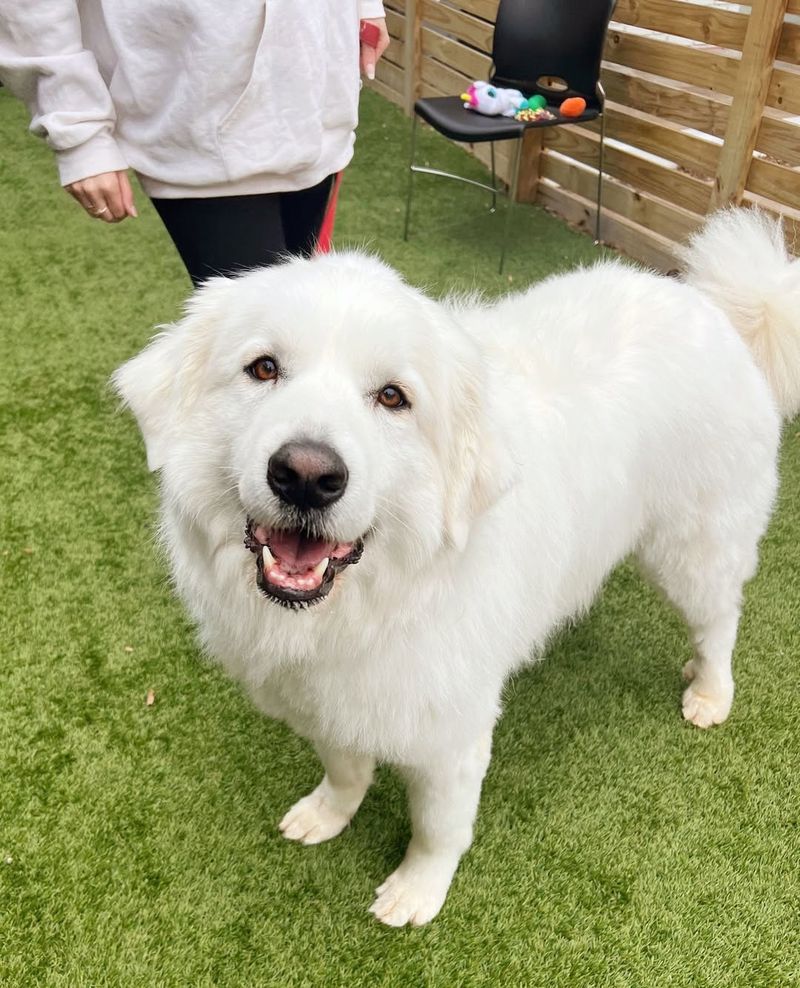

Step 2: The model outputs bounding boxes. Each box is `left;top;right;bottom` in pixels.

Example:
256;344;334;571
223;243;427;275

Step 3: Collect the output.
747;157;800;210
545;126;714;213
540;149;704;243
755;113;800;164
767;63;800;112
385;7;406;38
419;80;450;100
604;27;741;94
420;55;472;98
375;58;405;96
582;102;721;176
778;19;800;64
421;26;492;80
601;64;731;136
384;37;406;69
367;77;405;109
420;0;493;52
611;0;747;50
449;0;499;21
538;180;681;270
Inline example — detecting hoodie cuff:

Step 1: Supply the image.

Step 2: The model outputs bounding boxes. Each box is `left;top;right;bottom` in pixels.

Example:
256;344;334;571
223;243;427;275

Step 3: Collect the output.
55;131;129;186
358;1;386;20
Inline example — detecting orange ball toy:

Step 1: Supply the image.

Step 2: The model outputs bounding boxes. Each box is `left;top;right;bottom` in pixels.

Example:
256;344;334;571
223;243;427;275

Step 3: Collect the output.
560;97;587;117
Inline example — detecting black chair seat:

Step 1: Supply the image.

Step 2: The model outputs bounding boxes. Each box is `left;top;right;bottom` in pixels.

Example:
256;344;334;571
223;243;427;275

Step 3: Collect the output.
415;95;600;144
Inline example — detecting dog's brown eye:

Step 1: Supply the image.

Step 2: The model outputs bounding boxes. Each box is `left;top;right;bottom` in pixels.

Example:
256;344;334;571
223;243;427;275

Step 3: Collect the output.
247;356;279;382
377;385;408;410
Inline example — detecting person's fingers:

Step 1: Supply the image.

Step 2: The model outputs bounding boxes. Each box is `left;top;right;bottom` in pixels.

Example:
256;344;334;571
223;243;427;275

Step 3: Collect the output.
361;53;375;80
360;18;389;80
66;180;111;220
92;173;126;222
79;188;113;221
80;178;113;220
66;172;128;222
374;20;390;60
117;170;138;218
66;184;95;215
359;42;375;80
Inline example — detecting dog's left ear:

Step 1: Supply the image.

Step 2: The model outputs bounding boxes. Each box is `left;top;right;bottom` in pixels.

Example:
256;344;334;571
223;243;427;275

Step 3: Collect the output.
112;276;233;471
439;328;512;552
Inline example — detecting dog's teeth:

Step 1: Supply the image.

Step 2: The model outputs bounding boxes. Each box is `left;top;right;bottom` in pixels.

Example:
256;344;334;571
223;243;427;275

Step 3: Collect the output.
313;558;329;580
262;545;276;569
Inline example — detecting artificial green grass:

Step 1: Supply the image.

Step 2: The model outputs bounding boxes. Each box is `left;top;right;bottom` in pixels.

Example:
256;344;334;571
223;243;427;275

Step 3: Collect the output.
1;86;798;987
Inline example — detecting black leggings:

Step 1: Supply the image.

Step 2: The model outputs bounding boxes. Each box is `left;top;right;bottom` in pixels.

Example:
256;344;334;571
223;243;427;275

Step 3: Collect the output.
151;175;334;286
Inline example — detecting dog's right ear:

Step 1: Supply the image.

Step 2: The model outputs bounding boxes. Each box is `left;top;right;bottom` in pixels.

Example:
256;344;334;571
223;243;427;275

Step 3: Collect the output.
111;276;233;471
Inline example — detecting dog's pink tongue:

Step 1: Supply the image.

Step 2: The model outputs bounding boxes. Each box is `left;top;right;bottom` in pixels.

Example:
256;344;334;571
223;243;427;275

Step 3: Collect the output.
269;531;336;570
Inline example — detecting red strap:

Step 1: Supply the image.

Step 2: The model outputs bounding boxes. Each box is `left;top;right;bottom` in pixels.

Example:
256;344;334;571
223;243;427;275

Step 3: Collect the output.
316;172;344;254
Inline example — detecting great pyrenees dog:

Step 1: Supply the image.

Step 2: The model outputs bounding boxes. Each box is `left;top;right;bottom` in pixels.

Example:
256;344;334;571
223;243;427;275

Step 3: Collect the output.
114;209;799;926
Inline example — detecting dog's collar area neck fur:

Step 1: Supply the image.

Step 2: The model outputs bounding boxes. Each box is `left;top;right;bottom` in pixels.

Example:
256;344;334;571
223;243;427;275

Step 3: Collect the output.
244;518;364;608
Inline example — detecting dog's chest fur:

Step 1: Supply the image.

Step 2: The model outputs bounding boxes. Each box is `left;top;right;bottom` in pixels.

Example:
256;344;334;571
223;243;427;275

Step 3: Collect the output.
170;518;511;761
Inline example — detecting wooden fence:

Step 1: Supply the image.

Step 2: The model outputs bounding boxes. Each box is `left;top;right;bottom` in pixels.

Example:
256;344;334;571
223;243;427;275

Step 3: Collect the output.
370;0;800;269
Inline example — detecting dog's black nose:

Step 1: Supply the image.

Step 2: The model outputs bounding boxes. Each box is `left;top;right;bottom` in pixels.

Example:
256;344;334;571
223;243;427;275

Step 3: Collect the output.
267;441;348;510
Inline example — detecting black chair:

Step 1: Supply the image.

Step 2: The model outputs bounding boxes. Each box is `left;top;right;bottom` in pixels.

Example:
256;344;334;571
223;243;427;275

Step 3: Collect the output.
403;0;617;271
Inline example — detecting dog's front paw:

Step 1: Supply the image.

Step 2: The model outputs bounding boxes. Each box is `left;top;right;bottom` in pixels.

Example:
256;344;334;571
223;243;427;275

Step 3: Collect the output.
369;856;457;928
681;679;733;728
278;789;351;845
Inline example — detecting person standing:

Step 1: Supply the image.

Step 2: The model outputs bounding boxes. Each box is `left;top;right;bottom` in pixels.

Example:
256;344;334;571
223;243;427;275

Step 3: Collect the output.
0;1;389;284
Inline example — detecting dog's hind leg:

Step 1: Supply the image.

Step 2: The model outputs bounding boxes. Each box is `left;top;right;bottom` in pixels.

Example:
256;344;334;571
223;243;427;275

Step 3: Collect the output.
637;510;765;729
680;606;740;728
279;744;374;845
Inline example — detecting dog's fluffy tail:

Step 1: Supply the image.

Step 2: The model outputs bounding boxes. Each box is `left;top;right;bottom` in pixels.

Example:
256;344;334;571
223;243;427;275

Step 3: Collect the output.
681;207;800;421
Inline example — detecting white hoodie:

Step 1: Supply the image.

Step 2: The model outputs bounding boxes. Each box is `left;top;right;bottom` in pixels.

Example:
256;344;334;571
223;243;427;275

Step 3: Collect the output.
0;0;385;197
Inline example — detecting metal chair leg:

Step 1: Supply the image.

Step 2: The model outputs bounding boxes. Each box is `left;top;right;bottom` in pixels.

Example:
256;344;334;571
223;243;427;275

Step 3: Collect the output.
490;141;497;212
403;114;419;242
499;137;523;274
594;82;607;245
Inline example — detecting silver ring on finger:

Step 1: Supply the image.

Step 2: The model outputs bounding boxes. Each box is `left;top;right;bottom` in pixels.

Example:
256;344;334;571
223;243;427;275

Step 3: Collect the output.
92;205;109;216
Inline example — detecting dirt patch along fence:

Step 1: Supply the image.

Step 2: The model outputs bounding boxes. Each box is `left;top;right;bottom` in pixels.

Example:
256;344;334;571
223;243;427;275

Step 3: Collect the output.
372;0;800;270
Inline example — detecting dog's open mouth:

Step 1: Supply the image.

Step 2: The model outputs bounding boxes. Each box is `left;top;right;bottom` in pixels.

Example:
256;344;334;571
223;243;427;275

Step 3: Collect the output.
244;519;363;608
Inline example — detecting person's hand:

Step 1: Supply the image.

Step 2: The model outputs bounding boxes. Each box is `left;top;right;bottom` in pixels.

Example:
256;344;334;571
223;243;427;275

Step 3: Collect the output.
360;18;390;80
65;170;137;223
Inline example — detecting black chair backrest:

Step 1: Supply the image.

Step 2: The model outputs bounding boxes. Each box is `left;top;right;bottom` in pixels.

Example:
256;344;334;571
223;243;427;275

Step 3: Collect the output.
491;0;616;108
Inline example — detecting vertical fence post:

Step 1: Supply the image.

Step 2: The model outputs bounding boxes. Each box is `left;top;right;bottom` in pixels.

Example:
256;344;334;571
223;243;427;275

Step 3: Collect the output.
515;130;545;203
403;0;422;116
711;0;788;209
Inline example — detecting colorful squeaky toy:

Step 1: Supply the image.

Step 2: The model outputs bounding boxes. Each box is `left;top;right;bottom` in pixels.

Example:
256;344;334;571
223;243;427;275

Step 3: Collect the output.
515;94;556;122
559;96;587;117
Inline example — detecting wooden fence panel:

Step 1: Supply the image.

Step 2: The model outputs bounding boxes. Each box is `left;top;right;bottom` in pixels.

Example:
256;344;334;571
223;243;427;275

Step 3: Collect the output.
368;0;799;268
601;65;731;136
611;0;748;50
604;30;740;94
711;0;788;208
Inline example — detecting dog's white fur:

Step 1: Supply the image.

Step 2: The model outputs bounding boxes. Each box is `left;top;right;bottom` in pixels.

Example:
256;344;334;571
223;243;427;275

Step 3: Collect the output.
114;209;800;926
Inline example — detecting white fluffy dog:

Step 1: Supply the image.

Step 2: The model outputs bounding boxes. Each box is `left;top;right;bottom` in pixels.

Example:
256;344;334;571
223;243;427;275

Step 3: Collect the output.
114;209;800;927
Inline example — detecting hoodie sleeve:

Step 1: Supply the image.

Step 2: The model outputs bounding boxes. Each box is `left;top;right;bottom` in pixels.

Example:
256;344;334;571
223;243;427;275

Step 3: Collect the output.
357;1;386;20
0;0;127;185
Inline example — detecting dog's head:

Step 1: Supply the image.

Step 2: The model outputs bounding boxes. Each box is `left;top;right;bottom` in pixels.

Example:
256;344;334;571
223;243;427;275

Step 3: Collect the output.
113;253;508;609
